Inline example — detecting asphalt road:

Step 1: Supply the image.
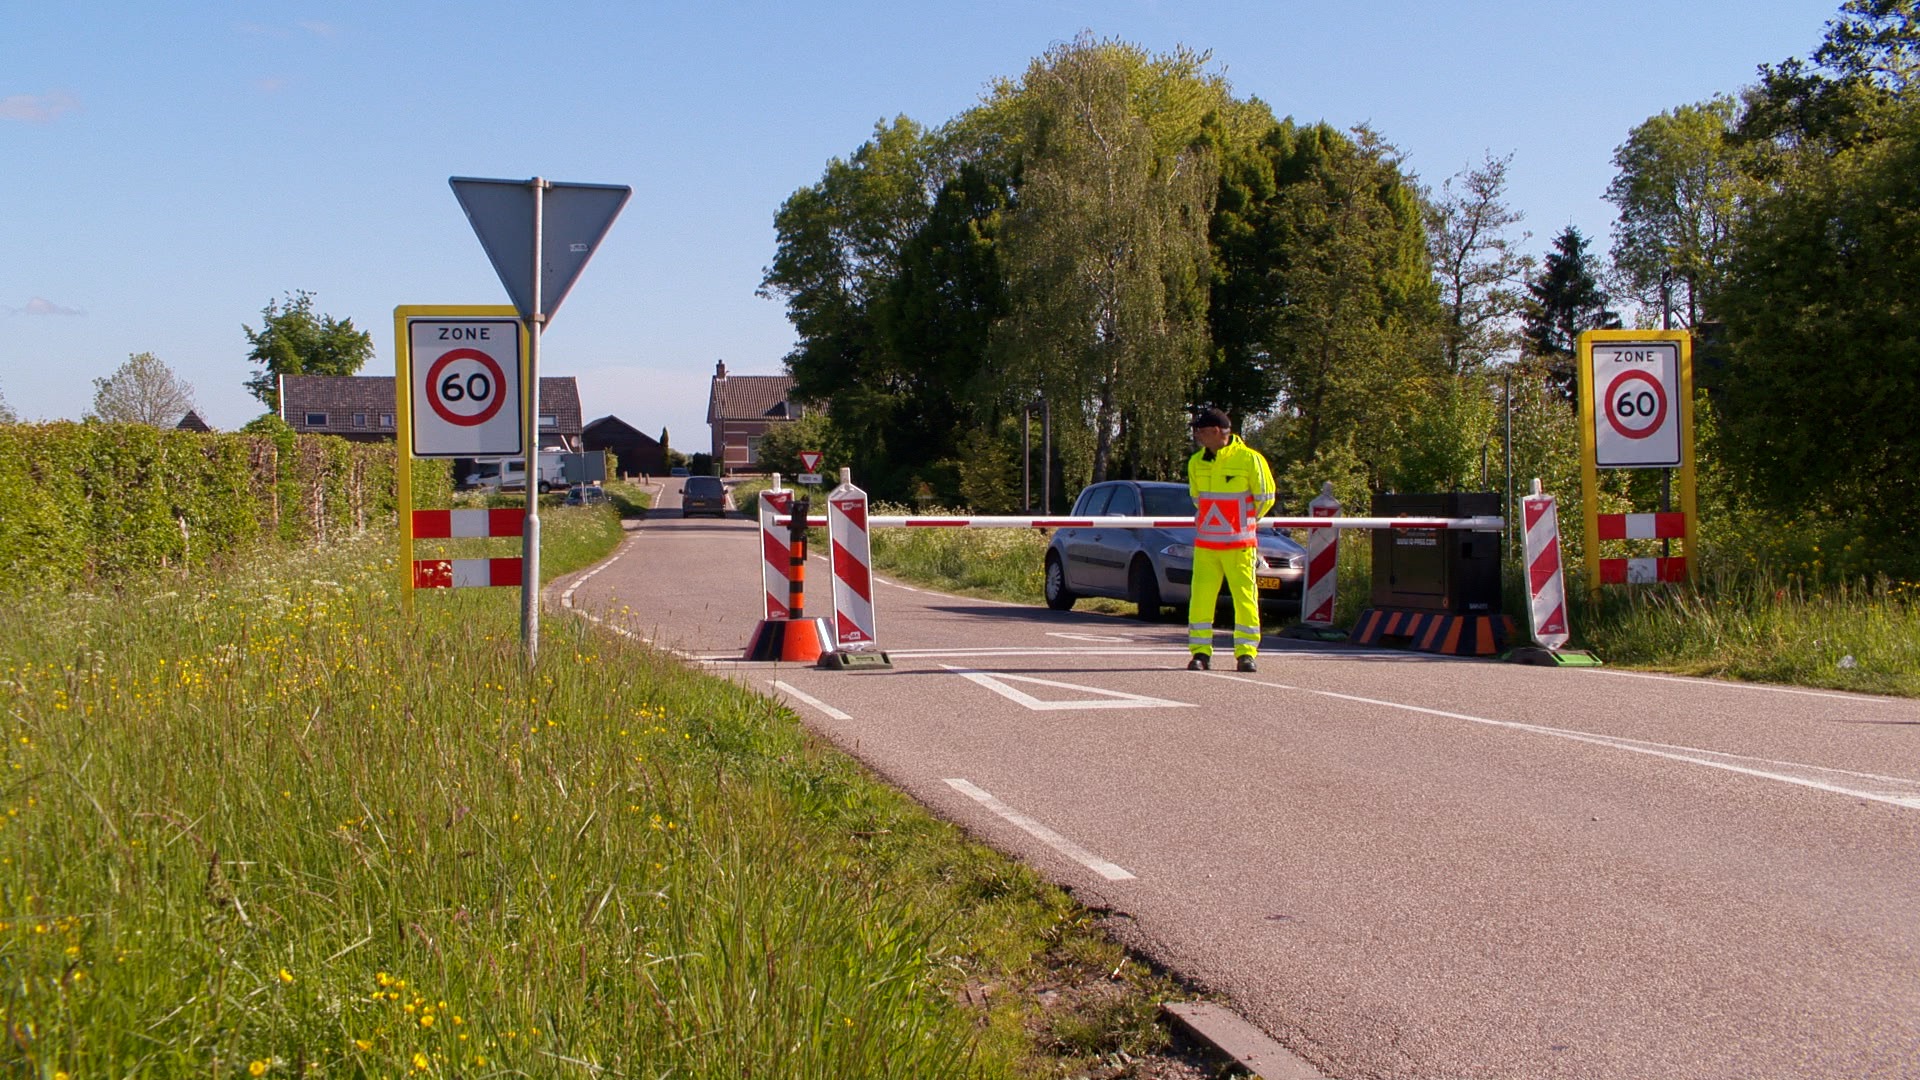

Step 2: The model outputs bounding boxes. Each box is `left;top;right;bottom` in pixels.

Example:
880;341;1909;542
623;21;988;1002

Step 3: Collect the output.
562;485;1920;1080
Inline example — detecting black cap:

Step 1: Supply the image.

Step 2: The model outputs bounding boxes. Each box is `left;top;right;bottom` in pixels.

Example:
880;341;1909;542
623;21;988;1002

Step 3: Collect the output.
1190;407;1231;431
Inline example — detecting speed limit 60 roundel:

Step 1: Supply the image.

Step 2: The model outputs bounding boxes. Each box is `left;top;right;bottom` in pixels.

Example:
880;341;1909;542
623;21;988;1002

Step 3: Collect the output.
1590;341;1681;468
408;318;523;458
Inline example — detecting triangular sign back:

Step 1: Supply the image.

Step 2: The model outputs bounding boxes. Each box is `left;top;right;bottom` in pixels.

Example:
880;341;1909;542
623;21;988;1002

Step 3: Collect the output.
449;177;631;322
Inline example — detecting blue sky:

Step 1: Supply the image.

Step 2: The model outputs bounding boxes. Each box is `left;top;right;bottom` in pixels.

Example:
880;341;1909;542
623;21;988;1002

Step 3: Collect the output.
4;1;1832;445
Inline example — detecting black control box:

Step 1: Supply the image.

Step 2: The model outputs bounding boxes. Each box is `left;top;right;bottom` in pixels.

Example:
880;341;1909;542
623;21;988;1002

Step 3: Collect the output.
1369;492;1502;614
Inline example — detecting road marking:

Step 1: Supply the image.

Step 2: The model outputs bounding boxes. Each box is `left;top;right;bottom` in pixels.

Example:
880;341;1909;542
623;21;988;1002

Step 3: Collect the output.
1046;631;1136;642
944;778;1135;881
1205;673;1920;811
941;665;1193;711
769;680;853;721
1581;666;1917;706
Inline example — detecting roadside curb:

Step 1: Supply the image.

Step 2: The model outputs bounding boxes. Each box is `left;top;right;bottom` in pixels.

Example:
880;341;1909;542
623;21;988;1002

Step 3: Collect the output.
1162;1002;1327;1079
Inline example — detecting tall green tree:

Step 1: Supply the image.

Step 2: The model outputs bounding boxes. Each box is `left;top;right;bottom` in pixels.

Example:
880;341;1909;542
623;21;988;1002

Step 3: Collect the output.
1427;151;1533;376
242;291;374;411
1522;226;1619;400
0;380;18;424
90;352;196;426
1715;98;1920;566
992;37;1221;484
1264;125;1441;471
1606;97;1745;327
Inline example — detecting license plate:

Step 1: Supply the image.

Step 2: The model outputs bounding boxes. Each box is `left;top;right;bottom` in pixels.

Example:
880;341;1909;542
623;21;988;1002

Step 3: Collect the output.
1257;575;1283;590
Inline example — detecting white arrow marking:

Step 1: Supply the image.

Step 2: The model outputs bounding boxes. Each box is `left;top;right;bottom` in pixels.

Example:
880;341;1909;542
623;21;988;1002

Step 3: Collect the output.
940;665;1192;711
1045;631;1135;643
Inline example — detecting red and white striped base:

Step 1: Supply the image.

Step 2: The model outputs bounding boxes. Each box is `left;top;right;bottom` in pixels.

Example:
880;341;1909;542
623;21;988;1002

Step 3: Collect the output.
1596;511;1688;584
1600;557;1688;584
412;508;526;538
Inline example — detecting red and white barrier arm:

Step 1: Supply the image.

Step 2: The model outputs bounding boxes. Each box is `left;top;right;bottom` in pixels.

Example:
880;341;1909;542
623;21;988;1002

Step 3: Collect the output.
777;514;1505;531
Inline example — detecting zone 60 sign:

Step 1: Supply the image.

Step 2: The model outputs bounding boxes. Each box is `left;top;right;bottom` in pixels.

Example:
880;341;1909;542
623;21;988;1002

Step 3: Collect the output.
1591;341;1681;468
408;317;523;457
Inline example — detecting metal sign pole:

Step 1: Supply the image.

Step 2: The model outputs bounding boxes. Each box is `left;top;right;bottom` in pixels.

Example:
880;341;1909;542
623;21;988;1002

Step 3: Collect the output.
523;178;545;664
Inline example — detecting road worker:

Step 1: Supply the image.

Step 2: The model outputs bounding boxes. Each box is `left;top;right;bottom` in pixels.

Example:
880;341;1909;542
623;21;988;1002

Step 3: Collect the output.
1185;408;1275;673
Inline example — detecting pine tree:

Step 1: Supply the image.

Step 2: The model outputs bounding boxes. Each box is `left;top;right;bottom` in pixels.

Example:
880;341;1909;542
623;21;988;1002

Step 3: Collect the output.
1522;226;1619;401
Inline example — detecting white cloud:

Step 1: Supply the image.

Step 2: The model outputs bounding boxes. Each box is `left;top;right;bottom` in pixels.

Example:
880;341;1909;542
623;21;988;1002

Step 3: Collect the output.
0;91;79;124
7;297;86;317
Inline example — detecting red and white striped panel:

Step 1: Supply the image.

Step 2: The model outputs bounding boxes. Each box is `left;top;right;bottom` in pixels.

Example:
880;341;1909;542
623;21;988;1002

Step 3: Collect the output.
827;482;878;648
1301;484;1341;626
758;489;794;619
412;508;525;539
1599;557;1688;584
1521;490;1570;650
1596;512;1686;541
412;557;524;589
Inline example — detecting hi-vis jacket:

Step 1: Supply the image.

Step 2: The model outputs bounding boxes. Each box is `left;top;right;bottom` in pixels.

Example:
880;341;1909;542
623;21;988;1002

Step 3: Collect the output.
1187;435;1276;550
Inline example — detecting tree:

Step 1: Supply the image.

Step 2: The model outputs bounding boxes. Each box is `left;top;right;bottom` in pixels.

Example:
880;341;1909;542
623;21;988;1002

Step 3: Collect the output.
0;380;17;424
90;352;196;426
993;36;1220;484
1606;97;1744;327
243;290;375;410
1714;99;1920;568
1428;152;1533;375
1522;226;1619;400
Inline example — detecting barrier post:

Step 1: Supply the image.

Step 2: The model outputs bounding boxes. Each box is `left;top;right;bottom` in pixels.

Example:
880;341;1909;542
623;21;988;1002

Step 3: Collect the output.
822;467;890;669
1279;482;1347;641
742;486;835;664
1506;479;1601;666
757;476;793;619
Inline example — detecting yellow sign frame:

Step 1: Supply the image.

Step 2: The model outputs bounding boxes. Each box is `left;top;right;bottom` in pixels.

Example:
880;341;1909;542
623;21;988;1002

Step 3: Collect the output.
1576;328;1698;595
393;304;528;606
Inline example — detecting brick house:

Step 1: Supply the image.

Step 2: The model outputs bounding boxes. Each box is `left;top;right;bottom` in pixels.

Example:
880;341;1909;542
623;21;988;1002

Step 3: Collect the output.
278;375;583;451
704;361;803;474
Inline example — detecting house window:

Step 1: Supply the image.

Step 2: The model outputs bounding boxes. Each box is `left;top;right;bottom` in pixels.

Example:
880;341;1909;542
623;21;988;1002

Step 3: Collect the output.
353;413;367;428
379;414;394;428
539;414;558;429
305;412;327;427
746;435;765;464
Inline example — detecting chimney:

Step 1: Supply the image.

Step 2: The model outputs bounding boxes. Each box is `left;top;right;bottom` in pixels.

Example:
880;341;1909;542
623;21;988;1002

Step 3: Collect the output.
715;360;728;379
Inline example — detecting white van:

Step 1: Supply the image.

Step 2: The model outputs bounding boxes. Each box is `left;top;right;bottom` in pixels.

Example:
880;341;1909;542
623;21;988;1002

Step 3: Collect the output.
465;452;567;493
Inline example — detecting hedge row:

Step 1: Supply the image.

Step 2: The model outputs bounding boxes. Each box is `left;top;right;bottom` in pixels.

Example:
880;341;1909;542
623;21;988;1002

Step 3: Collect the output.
0;423;449;589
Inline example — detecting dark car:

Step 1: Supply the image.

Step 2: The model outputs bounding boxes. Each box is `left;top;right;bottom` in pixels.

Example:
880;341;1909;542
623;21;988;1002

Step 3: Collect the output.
563;485;611;507
680;475;729;518
1042;480;1306;620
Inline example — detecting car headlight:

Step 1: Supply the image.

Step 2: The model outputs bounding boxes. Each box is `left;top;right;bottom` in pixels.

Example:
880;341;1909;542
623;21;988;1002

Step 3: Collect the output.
1160;543;1193;560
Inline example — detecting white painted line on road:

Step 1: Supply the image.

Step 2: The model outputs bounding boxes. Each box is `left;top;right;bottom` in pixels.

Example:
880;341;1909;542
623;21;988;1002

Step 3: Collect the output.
941;665;1194;711
770;680;853;721
1206;673;1920;812
1046;631;1136;642
1581;666;1916;706
944;778;1136;881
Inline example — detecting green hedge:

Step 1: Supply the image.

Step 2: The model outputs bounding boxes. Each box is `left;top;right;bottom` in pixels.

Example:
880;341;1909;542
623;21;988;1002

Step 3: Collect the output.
0;422;449;588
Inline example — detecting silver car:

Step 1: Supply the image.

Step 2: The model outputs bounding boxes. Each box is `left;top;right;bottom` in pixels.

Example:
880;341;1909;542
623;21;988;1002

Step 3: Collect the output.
1043;480;1306;620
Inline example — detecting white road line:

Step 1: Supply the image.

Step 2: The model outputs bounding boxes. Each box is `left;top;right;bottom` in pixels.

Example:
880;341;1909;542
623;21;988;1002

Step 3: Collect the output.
944;779;1136;881
940;665;1193;711
1581;666;1916;706
770;680;854;721
1205;672;1920;812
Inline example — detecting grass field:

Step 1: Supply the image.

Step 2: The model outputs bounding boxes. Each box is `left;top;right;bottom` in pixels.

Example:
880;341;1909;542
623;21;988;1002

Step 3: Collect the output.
1;504;1192;1078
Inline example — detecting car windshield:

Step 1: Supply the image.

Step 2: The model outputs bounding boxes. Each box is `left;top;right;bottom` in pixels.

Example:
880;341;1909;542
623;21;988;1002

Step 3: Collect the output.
1141;488;1196;516
684;477;722;495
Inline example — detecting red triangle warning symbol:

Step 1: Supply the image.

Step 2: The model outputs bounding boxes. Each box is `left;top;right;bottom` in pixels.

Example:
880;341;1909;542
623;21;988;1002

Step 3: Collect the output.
1198;502;1237;533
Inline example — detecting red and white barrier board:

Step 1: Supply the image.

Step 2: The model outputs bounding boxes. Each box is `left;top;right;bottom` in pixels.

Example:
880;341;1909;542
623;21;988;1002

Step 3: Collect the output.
1301;483;1341;626
1521;485;1570;651
1595;511;1688;584
757;487;795;619
412;508;525;538
413;557;524;589
827;476;878;649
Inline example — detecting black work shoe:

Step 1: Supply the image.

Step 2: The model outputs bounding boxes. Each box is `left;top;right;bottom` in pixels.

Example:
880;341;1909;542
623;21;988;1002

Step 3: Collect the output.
1187;654;1211;671
1236;655;1257;673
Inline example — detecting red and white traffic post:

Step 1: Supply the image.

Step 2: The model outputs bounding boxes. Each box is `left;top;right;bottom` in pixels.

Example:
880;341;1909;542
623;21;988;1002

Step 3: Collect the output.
1521;481;1570;651
757;477;795;619
827;469;878;649
1300;482;1341;627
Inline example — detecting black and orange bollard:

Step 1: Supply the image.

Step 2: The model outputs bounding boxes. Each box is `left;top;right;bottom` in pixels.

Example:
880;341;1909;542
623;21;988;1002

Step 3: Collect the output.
743;496;836;662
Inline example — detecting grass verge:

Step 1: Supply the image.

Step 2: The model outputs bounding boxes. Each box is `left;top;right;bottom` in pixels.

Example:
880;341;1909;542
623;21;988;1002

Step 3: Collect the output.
1;509;1200;1078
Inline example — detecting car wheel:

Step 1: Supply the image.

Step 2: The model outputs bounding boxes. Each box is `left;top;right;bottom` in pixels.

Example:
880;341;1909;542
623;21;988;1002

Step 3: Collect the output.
1129;558;1163;621
1043;554;1078;611
537;481;552;494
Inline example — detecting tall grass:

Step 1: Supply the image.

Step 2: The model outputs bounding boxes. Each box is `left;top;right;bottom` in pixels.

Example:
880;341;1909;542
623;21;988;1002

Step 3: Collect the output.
1;506;1181;1078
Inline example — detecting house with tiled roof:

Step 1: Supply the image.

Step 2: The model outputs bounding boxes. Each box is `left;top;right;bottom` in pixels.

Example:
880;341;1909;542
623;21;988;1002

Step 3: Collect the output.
278;374;583;451
705;361;803;474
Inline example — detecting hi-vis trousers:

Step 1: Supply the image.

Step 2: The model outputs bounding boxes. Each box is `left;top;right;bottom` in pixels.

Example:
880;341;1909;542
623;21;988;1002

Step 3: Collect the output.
1188;545;1260;659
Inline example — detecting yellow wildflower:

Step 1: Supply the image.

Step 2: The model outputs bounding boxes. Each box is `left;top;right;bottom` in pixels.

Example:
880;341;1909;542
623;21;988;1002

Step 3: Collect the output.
279;968;294;984
250;1062;268;1077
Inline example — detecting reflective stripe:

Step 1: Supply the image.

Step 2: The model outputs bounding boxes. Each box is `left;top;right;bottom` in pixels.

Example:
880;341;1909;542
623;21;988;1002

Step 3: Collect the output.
1234;624;1260;636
